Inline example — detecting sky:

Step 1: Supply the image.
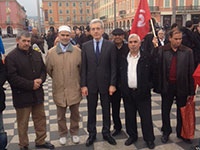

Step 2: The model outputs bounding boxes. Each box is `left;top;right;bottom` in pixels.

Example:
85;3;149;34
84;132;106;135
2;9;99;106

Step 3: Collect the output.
17;0;42;17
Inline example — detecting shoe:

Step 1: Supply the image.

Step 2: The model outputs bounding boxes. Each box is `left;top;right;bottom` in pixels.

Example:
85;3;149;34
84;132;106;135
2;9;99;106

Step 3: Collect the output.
146;141;155;149
35;142;55;149
112;129;121;136
177;136;192;144
103;135;117;145
72;135;80;144
59;137;67;145
161;134;169;143
86;135;96;147
20;146;29;150
124;137;137;146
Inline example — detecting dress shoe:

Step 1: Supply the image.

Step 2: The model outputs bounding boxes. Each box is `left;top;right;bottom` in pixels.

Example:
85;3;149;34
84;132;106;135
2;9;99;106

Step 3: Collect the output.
124;137;138;146
86;135;96;147
20;146;29;150
103;135;117;145
112;129;121;136
35;142;55;149
177;136;192;144
146;141;155;149
161;134;169;143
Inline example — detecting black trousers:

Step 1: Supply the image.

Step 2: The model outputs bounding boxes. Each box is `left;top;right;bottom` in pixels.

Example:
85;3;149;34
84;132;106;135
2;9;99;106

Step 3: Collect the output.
110;89;122;131
123;89;155;142
87;92;111;136
161;83;187;137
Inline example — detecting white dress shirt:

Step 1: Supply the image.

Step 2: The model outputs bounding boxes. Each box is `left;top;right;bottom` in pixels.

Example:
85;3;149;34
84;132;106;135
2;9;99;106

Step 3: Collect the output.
127;51;140;88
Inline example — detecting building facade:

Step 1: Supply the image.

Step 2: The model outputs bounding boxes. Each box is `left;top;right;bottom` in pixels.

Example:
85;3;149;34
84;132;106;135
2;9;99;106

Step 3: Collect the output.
42;0;92;32
0;0;27;36
94;0;200;32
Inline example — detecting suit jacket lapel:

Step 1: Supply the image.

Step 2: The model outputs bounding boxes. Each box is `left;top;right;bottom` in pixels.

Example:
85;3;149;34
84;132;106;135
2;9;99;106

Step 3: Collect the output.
89;41;97;63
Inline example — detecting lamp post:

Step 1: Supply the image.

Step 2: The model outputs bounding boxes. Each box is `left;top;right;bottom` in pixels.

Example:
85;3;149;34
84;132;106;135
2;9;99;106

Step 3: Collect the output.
172;0;176;24
37;0;42;34
114;0;116;28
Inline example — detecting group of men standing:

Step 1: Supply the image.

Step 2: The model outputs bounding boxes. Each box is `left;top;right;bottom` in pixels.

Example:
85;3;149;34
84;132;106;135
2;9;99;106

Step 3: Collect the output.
0;18;196;150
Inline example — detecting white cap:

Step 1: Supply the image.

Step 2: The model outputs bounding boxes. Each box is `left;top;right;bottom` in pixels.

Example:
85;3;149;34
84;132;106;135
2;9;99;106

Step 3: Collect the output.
58;25;71;33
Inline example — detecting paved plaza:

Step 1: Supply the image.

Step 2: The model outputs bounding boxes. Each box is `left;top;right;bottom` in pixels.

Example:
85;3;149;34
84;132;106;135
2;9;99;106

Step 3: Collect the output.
2;76;200;150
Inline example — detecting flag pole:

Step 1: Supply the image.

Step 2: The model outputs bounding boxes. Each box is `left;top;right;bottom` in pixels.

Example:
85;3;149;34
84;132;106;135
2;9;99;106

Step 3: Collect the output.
150;19;156;37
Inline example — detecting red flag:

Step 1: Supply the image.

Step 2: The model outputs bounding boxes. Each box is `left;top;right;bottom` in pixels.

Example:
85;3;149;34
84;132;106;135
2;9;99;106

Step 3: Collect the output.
130;0;151;40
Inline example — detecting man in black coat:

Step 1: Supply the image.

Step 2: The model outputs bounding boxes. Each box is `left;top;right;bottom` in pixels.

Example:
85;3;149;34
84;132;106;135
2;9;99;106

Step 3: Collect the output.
0;57;7;150
81;19;117;146
152;28;195;144
110;28;129;136
181;20;200;67
5;31;54;150
119;33;155;149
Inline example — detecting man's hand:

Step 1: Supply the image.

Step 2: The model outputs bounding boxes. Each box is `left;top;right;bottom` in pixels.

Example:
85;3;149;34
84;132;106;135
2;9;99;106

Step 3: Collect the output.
35;78;42;85
152;37;158;48
33;79;41;90
109;85;116;96
81;86;88;96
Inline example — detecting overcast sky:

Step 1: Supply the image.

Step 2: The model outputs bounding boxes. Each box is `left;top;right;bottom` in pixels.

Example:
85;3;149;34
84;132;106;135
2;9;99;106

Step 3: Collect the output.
17;0;42;17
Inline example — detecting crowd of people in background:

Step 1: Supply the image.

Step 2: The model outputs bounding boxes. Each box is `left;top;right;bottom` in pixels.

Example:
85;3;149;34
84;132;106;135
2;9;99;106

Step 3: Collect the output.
0;19;200;150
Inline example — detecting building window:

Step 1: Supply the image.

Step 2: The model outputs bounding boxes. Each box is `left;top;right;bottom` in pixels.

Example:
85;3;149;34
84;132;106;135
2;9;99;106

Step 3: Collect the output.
49;17;53;22
72;9;76;14
80;9;83;14
127;0;130;11
59;10;63;14
66;10;70;14
66;16;70;22
179;0;184;6
59;16;63;22
194;0;199;6
58;2;62;7
86;2;90;6
123;1;125;10
148;0;154;6
131;0;134;9
80;16;83;22
48;2;52;7
49;9;53;14
73;15;77;21
73;2;76;7
7;16;10;22
164;0;170;8
6;1;9;6
79;2;82;7
66;2;69;7
87;9;90;14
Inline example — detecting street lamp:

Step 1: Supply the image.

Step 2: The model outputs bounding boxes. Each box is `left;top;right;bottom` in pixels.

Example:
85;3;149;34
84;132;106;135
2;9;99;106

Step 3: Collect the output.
37;0;42;34
114;0;116;28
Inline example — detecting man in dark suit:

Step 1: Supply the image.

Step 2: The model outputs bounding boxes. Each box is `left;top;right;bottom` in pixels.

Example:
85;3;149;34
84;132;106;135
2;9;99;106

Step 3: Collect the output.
81;19;117;146
119;34;155;149
157;29;168;47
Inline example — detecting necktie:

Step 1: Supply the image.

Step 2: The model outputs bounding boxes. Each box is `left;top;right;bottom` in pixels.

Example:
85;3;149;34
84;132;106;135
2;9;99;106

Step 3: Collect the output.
96;41;100;60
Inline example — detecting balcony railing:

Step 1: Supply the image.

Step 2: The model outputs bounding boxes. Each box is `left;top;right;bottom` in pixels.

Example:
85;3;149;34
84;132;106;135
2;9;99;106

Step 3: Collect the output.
49;21;54;25
149;6;159;12
176;6;200;11
5;21;13;25
119;10;126;16
100;15;107;20
72;21;85;24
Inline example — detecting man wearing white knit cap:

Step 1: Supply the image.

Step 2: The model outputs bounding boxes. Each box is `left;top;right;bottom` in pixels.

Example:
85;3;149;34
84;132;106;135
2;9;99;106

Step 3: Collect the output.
46;25;82;145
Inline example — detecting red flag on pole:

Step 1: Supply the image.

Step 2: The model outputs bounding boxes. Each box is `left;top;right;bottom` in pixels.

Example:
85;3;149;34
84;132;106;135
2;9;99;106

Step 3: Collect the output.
130;0;151;40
